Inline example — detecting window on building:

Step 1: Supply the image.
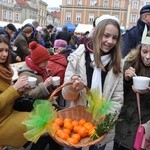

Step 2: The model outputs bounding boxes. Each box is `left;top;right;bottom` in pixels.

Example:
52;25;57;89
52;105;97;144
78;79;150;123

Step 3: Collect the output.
130;14;138;23
114;0;119;8
76;13;81;22
8;11;12;20
15;13;19;21
67;0;72;5
3;10;7;19
66;12;71;21
90;0;97;6
146;2;150;5
77;0;82;6
132;1;139;9
3;0;9;3
103;0;108;7
88;13;94;23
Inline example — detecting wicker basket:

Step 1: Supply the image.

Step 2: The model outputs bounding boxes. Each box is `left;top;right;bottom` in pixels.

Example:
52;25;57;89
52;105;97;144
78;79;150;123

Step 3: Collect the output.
48;82;107;148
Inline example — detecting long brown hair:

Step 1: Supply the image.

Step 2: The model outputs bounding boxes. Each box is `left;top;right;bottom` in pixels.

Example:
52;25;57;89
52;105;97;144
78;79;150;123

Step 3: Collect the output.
0;35;11;67
93;19;122;75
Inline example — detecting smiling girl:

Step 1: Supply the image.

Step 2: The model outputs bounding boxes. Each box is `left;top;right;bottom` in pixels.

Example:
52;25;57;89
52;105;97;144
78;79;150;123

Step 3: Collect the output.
62;15;124;150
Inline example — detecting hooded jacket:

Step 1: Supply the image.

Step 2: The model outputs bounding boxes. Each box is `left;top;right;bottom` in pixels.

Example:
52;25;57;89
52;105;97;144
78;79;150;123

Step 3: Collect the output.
46;54;67;84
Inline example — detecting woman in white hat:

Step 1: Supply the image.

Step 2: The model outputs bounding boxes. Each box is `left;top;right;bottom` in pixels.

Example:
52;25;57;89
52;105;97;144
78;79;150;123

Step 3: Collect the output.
62;14;123;150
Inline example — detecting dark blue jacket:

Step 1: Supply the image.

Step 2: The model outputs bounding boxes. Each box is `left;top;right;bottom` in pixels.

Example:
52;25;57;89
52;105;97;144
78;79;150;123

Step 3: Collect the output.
121;19;147;57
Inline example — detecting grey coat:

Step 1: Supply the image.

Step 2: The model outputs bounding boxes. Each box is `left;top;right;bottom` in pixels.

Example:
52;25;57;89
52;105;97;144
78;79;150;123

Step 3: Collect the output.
14;33;30;61
18;63;51;99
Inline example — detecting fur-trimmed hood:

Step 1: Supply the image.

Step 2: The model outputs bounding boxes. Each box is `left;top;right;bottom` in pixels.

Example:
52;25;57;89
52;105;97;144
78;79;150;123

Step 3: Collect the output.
124;48;139;62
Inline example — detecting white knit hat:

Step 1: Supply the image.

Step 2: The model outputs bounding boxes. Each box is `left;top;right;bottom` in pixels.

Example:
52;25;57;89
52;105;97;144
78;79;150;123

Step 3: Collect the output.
95;14;120;26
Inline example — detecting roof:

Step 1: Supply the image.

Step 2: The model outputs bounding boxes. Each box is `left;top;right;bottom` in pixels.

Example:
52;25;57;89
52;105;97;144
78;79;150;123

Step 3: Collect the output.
15;0;29;7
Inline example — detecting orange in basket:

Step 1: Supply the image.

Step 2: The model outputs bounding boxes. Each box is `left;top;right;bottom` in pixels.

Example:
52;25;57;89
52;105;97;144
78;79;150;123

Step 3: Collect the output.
48;83;107;148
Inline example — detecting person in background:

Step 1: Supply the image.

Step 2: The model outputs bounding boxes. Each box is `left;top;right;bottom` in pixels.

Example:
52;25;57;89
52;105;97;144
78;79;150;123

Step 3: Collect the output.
32;20;39;37
14;25;33;61
18;41;54;99
62;14;124;150
46;39;69;85
42;24;54;48
56;26;71;45
56;26;63;34
79;31;90;44
17;41;63;150
32;20;39;29
35;26;45;46
32;20;45;46
0;23;17;43
114;26;150;150
46;52;68;86
121;4;150;57
69;32;79;51
0;23;21;63
54;39;71;59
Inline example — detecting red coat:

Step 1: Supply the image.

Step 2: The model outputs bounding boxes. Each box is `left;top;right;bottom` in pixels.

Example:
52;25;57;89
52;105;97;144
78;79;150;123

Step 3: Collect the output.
46;54;67;84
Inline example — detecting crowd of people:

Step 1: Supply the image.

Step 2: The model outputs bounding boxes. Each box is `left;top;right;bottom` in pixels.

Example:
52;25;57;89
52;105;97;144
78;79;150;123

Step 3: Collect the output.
0;4;150;150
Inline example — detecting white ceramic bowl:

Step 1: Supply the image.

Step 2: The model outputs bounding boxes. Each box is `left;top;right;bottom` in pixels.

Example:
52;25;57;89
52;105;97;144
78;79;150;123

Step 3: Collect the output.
28;77;37;88
133;76;150;90
52;76;60;86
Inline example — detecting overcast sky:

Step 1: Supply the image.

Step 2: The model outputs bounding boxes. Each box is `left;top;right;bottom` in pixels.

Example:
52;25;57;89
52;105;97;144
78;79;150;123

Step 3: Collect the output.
43;0;62;7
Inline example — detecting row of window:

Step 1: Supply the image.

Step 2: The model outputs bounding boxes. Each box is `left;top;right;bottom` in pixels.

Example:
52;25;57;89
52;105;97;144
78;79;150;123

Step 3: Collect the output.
3;10;19;21
66;0;120;7
66;0;150;9
66;12;140;23
132;1;150;9
2;0;11;3
66;12;118;23
2;10;38;22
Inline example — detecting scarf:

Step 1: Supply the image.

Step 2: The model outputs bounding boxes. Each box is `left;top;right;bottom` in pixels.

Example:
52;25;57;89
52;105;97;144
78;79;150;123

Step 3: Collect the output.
0;64;13;84
84;38;93;53
25;56;48;81
91;54;111;94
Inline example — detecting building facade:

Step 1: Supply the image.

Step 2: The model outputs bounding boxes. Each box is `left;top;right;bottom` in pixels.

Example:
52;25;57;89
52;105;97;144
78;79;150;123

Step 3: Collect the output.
48;7;61;27
0;0;22;23
36;0;48;27
0;0;48;27
127;0;150;29
61;0;150;29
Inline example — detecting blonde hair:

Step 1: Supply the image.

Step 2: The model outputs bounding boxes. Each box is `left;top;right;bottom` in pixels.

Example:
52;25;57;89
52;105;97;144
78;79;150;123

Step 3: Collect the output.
93;19;122;75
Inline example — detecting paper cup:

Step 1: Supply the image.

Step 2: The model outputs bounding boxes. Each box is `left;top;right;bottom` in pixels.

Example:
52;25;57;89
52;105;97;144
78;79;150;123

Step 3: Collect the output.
28;77;37;88
12;46;17;51
133;76;150;90
52;76;60;86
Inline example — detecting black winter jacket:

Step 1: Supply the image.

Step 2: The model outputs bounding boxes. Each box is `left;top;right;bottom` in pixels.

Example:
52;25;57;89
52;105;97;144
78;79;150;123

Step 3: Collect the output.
121;19;148;58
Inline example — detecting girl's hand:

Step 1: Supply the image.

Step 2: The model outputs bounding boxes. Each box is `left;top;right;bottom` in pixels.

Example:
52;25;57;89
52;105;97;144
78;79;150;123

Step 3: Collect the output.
132;85;149;94
13;76;29;93
44;76;53;87
125;67;136;81
71;75;84;91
